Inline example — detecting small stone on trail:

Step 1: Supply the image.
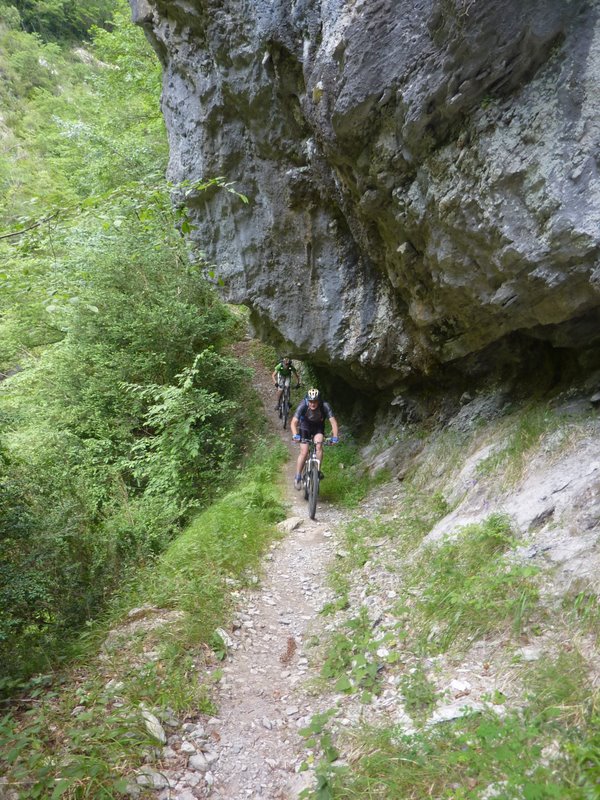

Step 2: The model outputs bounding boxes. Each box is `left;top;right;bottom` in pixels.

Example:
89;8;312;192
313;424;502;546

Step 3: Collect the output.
135;768;171;789
141;709;167;744
277;516;304;533
518;646;543;662
188;752;209;772
429;700;485;724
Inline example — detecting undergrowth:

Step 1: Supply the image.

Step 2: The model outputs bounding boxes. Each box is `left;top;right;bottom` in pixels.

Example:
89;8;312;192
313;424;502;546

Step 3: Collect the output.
319;440;390;509
401;514;539;653
317;651;599;800
0;441;286;799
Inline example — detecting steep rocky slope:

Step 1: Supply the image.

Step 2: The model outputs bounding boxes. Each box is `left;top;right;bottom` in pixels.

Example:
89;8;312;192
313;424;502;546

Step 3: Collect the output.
130;0;600;388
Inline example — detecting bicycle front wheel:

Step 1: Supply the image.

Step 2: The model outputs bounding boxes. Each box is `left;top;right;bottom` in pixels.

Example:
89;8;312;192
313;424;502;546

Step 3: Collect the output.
308;462;319;519
282;395;289;429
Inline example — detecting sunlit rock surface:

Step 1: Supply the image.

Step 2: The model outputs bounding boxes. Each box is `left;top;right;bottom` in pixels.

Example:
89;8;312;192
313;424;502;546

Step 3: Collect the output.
131;0;600;386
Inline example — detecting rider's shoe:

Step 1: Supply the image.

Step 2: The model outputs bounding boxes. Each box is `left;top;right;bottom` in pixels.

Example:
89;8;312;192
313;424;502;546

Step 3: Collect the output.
318;470;324;480
274;404;279;411
294;474;302;490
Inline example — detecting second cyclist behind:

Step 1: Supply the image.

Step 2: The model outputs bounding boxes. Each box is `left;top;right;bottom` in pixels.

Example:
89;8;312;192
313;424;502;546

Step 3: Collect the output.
272;357;300;411
290;388;339;490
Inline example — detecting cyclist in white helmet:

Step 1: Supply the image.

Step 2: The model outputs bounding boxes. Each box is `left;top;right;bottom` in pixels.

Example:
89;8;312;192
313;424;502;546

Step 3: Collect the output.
290;388;339;490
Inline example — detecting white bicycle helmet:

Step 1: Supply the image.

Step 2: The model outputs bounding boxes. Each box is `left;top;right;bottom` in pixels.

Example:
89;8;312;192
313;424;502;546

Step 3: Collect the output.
307;388;320;401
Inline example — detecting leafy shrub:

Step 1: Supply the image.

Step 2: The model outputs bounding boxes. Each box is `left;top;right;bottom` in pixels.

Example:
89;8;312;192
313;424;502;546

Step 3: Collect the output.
0;7;259;688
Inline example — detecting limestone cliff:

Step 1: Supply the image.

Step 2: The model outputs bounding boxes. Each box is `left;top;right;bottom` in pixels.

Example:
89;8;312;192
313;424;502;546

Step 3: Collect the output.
130;0;600;388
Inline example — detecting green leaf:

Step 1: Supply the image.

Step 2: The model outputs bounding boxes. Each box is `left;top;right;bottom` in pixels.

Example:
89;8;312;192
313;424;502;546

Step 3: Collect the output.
51;778;76;798
334;675;353;693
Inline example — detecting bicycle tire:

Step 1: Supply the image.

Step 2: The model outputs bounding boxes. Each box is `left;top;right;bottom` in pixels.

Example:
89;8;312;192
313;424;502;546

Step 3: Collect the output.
308;461;319;519
303;466;309;500
282;395;289;429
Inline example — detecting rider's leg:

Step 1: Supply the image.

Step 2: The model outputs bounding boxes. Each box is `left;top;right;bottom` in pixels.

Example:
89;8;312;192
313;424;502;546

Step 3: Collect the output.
313;432;325;478
314;432;324;462
296;442;309;476
294;440;308;489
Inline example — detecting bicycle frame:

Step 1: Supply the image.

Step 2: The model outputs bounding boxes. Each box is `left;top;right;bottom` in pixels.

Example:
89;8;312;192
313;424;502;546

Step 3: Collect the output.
297;437;331;519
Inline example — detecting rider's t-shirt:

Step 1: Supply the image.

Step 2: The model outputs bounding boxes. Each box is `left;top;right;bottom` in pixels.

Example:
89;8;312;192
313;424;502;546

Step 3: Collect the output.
274;362;298;380
293;399;335;426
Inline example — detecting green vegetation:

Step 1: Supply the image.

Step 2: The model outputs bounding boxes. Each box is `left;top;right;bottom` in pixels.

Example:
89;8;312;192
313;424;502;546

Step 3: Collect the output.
319;440;389;508
401;515;539;654
389;486;449;554
0;0;118;41
562;583;600;638
0;2;259;689
322;651;598;800
304;411;597;800
398;663;438;722
139;443;287;641
319;607;398;702
0;444;286;797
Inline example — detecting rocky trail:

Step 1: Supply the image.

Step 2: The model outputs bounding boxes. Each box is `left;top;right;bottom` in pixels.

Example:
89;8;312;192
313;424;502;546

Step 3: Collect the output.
138;347;350;799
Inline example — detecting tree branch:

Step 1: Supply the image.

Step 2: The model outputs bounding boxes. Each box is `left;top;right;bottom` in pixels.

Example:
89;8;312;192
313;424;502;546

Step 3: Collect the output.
0;212;60;241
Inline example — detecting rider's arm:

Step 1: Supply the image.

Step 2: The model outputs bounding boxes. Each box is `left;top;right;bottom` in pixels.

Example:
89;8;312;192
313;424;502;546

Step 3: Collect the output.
291;401;306;437
271;369;278;384
329;416;339;439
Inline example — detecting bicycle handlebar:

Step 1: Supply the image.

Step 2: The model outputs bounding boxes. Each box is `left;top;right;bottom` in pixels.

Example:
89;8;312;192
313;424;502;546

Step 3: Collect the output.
293;437;336;444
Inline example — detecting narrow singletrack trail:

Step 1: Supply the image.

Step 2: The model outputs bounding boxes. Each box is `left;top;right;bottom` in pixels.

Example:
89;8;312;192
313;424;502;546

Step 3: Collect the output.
201;344;344;799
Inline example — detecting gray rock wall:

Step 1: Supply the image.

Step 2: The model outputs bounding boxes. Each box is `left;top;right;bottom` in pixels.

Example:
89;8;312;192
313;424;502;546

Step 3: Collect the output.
131;0;600;387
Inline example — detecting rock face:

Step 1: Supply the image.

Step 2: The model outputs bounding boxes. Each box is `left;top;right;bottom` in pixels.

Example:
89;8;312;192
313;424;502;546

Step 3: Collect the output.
130;0;600;387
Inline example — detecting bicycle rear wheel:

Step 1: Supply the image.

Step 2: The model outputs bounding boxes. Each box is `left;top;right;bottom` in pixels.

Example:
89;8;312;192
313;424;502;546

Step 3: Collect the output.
308;461;319;519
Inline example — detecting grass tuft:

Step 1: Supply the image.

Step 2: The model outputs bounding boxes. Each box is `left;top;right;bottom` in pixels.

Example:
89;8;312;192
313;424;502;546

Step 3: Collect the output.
402;514;540;653
319;441;390;509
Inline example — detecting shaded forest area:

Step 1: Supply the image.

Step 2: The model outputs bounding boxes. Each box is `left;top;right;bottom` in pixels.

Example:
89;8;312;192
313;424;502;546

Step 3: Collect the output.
0;0;256;689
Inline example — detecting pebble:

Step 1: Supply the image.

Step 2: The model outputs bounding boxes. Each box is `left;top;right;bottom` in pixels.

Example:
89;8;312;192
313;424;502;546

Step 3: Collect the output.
188;753;209;772
136;768;170;789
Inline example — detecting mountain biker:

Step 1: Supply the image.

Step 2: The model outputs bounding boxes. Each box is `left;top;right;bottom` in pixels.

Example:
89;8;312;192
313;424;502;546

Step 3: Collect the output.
272;357;300;410
290;388;339;490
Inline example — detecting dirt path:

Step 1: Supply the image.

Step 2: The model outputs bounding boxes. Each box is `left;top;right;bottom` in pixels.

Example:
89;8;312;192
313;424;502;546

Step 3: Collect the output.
203;344;343;799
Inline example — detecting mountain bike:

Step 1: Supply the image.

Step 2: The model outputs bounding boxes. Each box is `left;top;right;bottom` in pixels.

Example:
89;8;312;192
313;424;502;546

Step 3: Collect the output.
299;437;332;520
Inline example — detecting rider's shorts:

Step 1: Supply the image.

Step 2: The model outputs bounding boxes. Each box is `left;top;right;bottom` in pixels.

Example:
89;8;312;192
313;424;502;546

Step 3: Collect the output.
300;421;325;440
